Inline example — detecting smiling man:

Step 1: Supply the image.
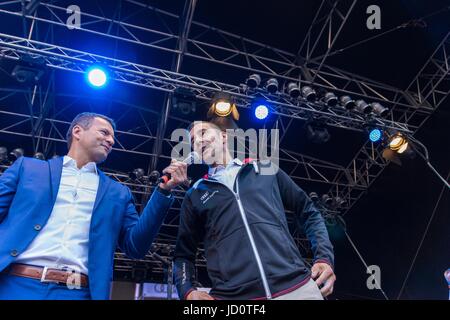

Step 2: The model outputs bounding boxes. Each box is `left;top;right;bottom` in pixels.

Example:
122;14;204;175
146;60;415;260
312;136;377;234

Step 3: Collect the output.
0;112;187;300
174;118;336;300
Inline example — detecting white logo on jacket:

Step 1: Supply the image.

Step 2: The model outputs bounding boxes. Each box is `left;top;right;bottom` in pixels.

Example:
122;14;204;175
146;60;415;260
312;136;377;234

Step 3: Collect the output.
201;190;219;205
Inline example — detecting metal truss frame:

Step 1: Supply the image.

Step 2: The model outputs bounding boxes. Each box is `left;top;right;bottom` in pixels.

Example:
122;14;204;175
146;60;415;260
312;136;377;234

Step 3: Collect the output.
328;32;450;216
0;0;447;284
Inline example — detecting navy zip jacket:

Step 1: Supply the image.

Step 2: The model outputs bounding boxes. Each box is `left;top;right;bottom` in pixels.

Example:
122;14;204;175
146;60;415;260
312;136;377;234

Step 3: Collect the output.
174;160;334;300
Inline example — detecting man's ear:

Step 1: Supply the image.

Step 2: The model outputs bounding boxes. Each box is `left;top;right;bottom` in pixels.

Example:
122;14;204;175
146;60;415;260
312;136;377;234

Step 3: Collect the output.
72;125;83;142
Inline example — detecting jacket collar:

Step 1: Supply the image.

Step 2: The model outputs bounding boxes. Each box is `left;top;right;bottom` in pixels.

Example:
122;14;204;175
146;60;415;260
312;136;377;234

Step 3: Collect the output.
48;156;110;212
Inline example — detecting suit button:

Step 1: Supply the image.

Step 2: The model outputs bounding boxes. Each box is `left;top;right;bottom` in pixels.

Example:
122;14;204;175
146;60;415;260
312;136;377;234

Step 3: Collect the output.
34;224;42;231
10;250;18;257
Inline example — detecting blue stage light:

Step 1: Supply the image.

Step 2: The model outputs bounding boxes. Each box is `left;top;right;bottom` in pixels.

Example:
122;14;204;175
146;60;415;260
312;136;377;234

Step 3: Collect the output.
254;104;269;120
369;128;382;142
87;67;108;88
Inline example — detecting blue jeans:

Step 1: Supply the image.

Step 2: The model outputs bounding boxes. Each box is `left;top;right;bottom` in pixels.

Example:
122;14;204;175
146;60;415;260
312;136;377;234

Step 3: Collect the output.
0;273;91;300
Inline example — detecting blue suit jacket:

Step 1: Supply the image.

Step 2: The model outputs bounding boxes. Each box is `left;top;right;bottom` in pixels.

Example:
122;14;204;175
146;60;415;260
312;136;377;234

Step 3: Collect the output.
0;156;174;299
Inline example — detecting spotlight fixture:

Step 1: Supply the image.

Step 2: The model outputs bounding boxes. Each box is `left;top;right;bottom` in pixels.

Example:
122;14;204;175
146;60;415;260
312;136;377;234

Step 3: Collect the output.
369;128;383;143
309;192;319;202
246;74;261;89
86;66;108;88
321;194;333;206
254;104;269;120
209;92;239;120
340;95;355;110
129;168;145;181
286;82;300;98
306;121;330;144
388;133;409;154
8;148;24;162
382;132;414;165
33;152;45;160
301;86;317;102
323;92;338;107
265;78;279;94
355;99;373;114
0;147;8;164
172;87;197;115
371;102;389;118
334;196;346;208
11;54;46;85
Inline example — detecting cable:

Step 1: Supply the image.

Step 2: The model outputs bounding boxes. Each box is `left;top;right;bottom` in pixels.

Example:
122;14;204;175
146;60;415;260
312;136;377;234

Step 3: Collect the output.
396;171;450;299
336;216;390;300
322;5;450;59
407;135;450;190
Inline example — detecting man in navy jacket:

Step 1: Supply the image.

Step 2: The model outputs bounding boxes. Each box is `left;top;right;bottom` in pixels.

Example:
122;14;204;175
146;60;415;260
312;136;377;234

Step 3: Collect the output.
0;112;187;300
174;119;336;300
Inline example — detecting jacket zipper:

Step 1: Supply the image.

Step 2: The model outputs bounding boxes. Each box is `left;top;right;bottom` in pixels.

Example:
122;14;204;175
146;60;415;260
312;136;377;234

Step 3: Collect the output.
204;164;272;299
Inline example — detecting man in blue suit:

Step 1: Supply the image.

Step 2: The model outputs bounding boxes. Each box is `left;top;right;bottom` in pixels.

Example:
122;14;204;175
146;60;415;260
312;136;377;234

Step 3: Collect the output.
0;112;187;300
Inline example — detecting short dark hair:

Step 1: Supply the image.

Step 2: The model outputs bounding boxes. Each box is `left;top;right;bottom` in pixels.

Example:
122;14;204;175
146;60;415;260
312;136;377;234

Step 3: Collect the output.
66;112;116;149
188;117;238;133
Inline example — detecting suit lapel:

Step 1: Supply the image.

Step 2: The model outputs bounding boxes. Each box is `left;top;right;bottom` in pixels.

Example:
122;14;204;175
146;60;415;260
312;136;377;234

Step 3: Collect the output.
92;169;111;213
48;157;63;204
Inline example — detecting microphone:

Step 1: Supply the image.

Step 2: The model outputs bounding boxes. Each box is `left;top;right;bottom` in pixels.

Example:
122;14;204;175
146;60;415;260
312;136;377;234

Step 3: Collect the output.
158;151;201;184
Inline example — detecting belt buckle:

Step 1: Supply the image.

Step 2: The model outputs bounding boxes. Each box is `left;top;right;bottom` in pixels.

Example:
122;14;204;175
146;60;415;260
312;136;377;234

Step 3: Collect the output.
40;266;60;284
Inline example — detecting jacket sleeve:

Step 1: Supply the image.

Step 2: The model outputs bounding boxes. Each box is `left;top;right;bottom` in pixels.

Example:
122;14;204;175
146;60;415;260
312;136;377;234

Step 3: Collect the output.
0;157;24;223
173;194;200;300
118;187;174;259
276;167;334;268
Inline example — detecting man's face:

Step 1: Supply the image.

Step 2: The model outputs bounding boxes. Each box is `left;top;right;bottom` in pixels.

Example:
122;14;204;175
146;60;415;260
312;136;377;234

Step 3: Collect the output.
190;122;225;165
73;117;115;163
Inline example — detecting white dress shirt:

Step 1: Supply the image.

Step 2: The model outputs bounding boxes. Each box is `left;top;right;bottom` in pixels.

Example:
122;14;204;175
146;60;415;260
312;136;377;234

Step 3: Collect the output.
208;158;243;191
15;156;99;275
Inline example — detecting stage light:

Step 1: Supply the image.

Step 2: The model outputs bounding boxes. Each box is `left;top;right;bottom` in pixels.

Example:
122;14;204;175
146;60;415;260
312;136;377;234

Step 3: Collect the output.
246;74;261;89
210;92;232;117
334;197;346;208
382;132;414;165
309;192;319;202
209;92;239;120
371;102;389;118
369;128;383;142
33;152;45;160
9;148;24;162
321;194;333;206
11;54;46;85
302;86;316;102
355;99;373;114
87;67;108;88
254;104;269;120
0;147;7;163
388;133;409;154
340;95;355;110
265;78;279;93
286;82;300;98
323;92;338;107
306;122;330;144
172;88;196;115
129;168;145;180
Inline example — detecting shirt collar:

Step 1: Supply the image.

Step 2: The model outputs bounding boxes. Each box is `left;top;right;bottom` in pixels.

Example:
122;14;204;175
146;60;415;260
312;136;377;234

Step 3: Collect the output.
63;155;98;175
208;158;243;176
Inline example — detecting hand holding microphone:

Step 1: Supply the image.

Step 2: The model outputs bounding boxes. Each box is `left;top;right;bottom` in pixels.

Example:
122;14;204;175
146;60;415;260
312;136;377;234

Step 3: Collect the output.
158;152;200;191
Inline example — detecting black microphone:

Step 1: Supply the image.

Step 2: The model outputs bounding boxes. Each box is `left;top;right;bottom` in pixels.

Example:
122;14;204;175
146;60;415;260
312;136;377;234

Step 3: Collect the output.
158;151;201;184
